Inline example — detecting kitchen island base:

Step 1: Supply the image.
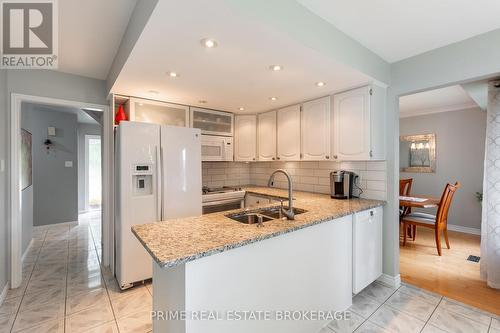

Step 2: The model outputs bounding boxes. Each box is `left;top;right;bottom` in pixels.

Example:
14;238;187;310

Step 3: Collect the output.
152;215;353;333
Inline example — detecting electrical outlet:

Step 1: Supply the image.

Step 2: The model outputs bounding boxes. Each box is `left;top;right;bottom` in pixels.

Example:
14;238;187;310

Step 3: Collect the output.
0;159;4;172
65;161;73;168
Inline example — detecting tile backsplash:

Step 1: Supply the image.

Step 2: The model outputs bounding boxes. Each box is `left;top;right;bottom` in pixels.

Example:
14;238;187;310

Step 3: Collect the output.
203;160;387;200
202;162;251;187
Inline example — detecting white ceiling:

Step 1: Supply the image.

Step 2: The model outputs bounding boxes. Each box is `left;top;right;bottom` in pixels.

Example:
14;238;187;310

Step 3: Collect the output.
399;85;478;118
111;0;373;114
297;0;500;63
23;102;101;125
58;0;137;79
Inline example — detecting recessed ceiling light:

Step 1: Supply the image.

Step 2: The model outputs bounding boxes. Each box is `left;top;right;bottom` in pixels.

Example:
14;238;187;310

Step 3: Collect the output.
239;107;245;111
201;38;218;48
269;97;278;101
168;72;179;78
269;65;282;71
316;81;326;87
148;90;159;95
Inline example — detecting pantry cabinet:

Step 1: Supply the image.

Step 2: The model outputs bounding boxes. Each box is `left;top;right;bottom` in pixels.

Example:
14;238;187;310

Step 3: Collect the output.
301;96;331;160
276;104;301;161
257;111;277;161
333;85;385;161
234;115;257;161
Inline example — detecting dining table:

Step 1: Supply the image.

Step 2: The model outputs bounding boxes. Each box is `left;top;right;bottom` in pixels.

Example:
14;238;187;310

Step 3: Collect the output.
399;195;440;209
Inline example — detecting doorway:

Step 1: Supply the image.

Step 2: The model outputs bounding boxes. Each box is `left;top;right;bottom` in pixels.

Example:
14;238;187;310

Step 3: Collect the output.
397;83;500;314
9;93;113;289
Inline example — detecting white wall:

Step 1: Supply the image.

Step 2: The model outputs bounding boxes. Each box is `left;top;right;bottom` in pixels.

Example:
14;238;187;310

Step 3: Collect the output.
400;108;486;230
0;69;8;293
78;123;102;212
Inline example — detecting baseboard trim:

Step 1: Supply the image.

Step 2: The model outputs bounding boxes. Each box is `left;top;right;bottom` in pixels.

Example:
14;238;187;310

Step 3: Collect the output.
447;224;480;235
0;283;8;308
21;238;34;263
377;274;401;289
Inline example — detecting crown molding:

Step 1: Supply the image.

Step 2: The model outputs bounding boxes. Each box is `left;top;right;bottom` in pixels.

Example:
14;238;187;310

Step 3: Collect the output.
399;102;479;118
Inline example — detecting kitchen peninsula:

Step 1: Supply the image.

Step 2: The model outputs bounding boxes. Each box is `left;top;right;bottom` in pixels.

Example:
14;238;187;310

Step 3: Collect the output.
132;187;385;333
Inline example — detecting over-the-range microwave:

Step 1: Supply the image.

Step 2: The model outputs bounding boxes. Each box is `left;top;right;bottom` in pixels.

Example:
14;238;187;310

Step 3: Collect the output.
201;135;233;161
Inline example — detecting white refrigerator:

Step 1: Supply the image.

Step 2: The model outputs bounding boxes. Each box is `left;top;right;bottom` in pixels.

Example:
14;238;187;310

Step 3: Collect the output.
115;121;202;289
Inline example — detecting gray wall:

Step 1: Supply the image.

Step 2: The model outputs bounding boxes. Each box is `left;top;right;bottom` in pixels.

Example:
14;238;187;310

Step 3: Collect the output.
400;108;486;230
22;105;79;226
78;123;101;212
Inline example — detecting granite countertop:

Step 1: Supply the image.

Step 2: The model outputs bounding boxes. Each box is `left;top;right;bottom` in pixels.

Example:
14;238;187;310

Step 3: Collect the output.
131;186;385;268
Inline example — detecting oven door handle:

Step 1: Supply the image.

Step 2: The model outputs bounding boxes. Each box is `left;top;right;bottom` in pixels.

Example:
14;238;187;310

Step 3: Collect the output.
203;198;243;207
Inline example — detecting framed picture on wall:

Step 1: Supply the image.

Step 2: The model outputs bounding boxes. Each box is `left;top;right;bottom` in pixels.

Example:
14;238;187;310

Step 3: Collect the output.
400;133;437;173
21;128;33;190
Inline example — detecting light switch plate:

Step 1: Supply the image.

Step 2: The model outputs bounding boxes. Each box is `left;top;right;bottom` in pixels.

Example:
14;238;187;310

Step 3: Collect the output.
0;159;4;172
65;161;73;168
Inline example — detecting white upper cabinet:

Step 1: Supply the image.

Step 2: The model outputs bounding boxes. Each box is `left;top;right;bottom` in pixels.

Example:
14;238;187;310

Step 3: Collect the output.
257;111;277;161
234;115;257;161
333;85;386;161
277;104;301;161
129;98;189;127
301;96;331;160
190;107;234;136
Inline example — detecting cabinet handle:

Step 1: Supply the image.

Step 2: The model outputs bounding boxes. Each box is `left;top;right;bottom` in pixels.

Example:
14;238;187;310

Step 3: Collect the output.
276;157;281;160
370;210;374;217
333;155;338;159
325;155;330;159
272;157;275;160
253;157;256;161
369;150;373;158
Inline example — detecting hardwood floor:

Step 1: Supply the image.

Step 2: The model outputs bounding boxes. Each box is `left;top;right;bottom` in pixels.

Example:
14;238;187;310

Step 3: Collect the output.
400;227;500;316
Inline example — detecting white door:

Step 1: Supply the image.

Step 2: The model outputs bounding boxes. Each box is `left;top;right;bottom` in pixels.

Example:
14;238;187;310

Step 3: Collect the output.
116;121;160;288
161;126;202;219
301;97;331;160
234;115;257;161
277;104;301;161
257;111;277;161
333;86;371;160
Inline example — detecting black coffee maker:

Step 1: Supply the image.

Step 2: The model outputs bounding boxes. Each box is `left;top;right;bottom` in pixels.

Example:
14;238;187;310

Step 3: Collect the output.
330;170;356;199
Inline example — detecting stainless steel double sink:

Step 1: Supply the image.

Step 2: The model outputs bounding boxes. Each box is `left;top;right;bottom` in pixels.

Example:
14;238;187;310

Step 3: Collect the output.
225;206;307;225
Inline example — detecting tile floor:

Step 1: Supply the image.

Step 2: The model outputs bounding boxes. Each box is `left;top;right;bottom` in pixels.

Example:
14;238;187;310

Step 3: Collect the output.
2;211;498;333
0;211;153;333
320;281;500;333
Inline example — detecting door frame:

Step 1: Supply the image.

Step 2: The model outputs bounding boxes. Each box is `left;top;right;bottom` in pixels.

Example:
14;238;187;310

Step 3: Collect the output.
9;93;113;288
84;134;102;212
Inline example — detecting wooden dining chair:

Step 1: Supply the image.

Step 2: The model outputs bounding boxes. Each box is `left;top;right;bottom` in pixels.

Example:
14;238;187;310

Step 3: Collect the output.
399;178;414;239
401;182;461;256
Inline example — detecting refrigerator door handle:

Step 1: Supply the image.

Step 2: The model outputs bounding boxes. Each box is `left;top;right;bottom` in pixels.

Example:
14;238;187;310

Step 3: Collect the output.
155;145;162;221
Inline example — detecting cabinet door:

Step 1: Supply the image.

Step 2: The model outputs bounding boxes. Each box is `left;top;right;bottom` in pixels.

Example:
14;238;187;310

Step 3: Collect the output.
257;111;277;161
333;86;371;160
130;98;189;127
353;207;383;294
301;97;331;160
190;107;234;136
234;115;257;161
277;104;301;161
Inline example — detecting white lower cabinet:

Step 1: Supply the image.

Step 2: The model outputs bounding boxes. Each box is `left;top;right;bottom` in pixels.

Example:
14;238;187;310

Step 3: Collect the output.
352;206;383;294
234;115;257;161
